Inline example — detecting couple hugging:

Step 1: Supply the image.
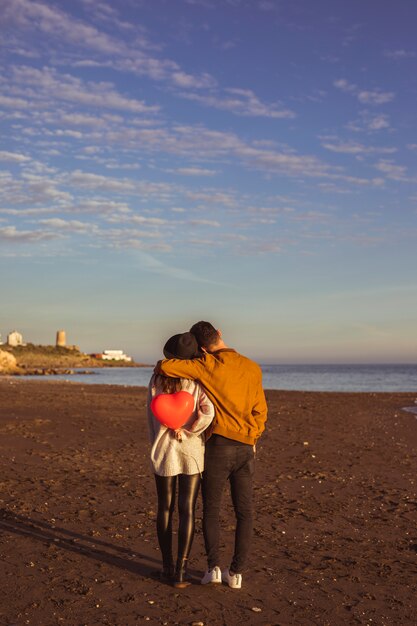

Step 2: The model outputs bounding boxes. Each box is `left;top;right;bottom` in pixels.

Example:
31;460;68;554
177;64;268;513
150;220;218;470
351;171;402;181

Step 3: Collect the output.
147;320;268;589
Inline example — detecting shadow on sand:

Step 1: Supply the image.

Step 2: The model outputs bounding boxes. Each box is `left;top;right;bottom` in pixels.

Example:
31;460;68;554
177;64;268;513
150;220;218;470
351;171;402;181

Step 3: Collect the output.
0;508;162;580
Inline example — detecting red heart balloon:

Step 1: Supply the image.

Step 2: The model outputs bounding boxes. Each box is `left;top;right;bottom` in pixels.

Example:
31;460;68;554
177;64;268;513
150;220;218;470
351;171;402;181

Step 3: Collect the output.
151;391;195;429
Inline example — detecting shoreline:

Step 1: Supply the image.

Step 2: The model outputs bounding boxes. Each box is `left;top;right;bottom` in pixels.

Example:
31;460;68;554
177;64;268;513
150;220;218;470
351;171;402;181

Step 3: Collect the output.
3;361;416;394
0;382;416;624
1;374;416;396
0;362;152;376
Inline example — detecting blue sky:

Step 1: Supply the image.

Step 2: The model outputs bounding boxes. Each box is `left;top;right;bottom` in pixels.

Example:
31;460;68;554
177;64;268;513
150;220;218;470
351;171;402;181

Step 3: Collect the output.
1;0;416;363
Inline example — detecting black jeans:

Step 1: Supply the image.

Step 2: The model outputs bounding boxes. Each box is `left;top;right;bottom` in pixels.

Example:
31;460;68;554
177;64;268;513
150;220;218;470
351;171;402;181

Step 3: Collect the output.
202;435;255;574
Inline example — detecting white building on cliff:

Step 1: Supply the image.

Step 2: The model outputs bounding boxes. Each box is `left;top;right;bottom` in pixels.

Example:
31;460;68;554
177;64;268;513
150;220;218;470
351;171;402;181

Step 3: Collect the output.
101;349;132;362
7;330;25;347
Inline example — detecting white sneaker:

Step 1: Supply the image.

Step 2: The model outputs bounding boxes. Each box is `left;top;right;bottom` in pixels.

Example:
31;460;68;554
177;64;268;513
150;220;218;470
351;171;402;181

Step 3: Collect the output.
222;568;242;589
201;565;222;585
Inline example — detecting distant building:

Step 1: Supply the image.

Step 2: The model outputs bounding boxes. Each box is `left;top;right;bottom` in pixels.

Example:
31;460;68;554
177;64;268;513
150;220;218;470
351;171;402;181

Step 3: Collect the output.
7;330;25;347
56;330;66;347
99;349;132;362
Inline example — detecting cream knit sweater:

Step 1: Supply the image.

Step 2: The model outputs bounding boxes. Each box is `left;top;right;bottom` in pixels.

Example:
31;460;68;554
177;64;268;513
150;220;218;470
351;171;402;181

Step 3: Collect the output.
147;375;215;476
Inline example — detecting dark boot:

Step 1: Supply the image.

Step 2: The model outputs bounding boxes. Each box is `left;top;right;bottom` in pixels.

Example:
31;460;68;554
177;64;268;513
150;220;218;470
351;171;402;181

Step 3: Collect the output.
173;558;191;588
159;561;174;583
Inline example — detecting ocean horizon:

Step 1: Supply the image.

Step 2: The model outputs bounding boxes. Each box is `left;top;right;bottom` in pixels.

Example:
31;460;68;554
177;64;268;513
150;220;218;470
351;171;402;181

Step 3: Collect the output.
15;363;417;393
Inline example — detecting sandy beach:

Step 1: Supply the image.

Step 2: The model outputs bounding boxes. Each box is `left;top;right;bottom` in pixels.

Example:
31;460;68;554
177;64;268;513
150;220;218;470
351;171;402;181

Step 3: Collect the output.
0;380;416;626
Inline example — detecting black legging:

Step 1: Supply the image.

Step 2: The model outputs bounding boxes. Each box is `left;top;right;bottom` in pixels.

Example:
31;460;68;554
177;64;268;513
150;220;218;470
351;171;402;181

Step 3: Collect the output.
154;473;201;568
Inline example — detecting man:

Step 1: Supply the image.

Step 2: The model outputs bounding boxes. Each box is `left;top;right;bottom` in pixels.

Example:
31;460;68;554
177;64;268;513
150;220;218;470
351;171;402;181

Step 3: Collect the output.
157;320;267;589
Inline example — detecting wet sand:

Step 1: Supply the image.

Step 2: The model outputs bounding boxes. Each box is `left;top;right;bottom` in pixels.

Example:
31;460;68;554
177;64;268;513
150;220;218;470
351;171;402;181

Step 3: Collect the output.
0;380;416;625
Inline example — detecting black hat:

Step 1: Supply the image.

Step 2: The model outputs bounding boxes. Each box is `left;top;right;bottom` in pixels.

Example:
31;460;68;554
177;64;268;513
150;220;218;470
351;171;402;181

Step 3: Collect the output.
163;332;201;360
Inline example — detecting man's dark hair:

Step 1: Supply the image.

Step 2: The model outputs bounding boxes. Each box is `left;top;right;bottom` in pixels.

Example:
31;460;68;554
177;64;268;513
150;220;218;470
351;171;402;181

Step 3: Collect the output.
190;321;219;350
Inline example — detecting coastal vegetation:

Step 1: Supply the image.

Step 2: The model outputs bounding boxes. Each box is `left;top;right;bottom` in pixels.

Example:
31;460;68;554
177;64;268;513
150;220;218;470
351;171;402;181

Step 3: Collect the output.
0;344;140;375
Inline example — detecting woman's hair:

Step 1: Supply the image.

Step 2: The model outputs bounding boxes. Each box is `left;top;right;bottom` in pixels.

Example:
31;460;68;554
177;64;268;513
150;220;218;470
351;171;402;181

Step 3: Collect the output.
154;374;182;394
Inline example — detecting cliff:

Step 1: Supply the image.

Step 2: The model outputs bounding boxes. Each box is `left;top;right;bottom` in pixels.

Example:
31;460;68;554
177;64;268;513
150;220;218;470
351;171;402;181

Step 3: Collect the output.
0;350;18;374
0;344;144;375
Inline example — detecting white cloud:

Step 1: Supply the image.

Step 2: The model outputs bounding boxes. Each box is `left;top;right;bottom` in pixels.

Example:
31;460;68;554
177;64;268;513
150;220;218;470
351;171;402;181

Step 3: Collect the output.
67;170;135;192
317;183;352;194
0;206;58;216
125;240;172;251
104;231;169;251
258;1;276;11
171;71;216;89
185;0;214;5
333;78;357;93
347;112;391;133
76;55;180;83
290;210;331;224
37;218;95;233
70;200;132;214
175;167;217;176
189;219;220;227
334;79;395;106
67;39;219;94
367;115;390;130
54;129;84;139
216;39;238;51
11;66;160;114
321;140;396;155
0;94;31;109
236;145;334;179
336;175;384;187
130;215;168;226
374;159;413;182
0;224;59;242
248;205;296;216
320;55;340;64
186;190;238;207
384;49;416;60
80;0;138;33
180;87;295;119
2;0;125;55
103;122;386;185
60;113;107;127
0;0;415;267
134;181;181;200
0;112;388;204
1;0;296;125
0;150;30;162
61;171;180;205
223;233;249;241
187;237;220;247
0;173;72;206
357;90;395;105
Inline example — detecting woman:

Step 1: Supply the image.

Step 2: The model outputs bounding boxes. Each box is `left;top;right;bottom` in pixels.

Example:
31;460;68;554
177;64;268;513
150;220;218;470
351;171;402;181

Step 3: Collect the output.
147;332;214;587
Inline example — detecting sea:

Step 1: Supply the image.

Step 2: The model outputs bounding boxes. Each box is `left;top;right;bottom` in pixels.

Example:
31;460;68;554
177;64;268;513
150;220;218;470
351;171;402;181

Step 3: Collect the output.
20;363;417;394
